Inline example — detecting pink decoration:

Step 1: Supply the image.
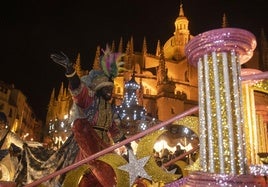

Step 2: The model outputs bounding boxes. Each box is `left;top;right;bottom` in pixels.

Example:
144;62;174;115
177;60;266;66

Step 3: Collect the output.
182;171;266;186
185;28;257;66
241;71;268;82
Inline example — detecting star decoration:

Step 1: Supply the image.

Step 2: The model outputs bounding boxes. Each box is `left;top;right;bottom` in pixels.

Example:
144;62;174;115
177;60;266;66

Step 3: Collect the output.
118;150;152;186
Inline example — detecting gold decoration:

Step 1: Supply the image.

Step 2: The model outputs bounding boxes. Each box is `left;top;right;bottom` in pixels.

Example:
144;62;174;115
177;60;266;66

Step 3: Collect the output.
253;80;268;91
173;116;199;136
242;78;268;165
62;164;90;187
98;153;129;187
259;156;268;164
173;116;200;172
136;130;179;184
133;178;165;187
174;160;189;177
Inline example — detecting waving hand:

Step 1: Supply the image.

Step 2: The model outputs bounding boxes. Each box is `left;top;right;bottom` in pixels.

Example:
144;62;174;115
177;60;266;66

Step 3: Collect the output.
50;52;74;74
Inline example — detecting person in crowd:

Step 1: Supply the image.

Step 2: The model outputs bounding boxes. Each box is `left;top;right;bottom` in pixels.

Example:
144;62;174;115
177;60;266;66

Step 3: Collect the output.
173;145;185;158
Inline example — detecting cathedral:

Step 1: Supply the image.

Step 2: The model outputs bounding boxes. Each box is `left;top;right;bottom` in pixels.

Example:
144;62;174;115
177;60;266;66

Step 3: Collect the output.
45;3;268;148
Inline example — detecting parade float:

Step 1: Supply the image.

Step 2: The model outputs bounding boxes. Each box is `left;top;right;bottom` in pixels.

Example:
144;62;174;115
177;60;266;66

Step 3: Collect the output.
0;28;267;187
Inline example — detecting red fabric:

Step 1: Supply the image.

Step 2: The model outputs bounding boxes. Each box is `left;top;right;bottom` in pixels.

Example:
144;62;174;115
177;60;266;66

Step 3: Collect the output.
72;85;123;142
70;84;121;186
72;118;109;155
78;160;116;187
72;118;116;187
72;84;94;109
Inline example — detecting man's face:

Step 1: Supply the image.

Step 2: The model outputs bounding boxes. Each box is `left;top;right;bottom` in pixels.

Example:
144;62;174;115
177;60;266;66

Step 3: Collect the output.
98;86;114;101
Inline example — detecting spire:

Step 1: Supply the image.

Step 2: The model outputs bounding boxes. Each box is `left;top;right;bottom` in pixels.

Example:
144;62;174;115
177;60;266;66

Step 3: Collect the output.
130;36;134;54
126;41;130;55
173;1;189;43
93;46;101;70
141;37;147;71
157;47;167;85
74;53;83;77
221;13;229;28
125;40;132;70
49;88;55;105
179;1;184;17
111;40;116;52
118;37;123;53
58;82;64;101
46;88;56;125
74;53;88;77
159;47;166;76
64;87;68;97
155;40;161;56
142;37;147;55
156;47;176;95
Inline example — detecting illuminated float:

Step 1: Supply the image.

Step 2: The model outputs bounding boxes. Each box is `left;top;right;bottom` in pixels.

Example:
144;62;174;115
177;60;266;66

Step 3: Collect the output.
181;28;266;186
16;28;268;187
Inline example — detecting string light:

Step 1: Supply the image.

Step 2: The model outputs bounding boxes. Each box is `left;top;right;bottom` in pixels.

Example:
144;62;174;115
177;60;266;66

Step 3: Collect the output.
116;74;156;135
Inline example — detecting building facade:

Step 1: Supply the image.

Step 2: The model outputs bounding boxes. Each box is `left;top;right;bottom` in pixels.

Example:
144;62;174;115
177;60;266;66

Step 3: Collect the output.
45;3;268;154
0;81;43;142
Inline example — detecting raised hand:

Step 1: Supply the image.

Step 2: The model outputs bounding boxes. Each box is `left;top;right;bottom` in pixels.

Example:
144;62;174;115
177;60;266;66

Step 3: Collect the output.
50;52;74;74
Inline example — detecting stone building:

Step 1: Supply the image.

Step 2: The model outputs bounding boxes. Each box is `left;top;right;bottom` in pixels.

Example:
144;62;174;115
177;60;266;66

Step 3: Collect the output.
0;81;42;142
45;3;268;149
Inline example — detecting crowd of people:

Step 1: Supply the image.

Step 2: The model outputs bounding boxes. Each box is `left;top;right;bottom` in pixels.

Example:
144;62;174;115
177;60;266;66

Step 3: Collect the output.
153;142;199;176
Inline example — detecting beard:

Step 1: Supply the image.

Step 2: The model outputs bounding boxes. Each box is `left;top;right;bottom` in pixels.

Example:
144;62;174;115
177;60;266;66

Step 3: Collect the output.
97;86;113;101
102;92;112;101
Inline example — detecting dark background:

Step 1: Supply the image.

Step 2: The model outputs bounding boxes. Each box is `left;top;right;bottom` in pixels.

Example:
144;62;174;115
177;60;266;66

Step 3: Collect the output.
0;0;267;121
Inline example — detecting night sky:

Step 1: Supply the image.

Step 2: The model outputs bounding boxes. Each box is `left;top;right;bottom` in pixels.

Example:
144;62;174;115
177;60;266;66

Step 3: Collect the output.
0;0;267;122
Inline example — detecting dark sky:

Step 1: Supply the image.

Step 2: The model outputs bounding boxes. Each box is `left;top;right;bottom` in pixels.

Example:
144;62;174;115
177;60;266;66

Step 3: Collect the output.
0;0;267;122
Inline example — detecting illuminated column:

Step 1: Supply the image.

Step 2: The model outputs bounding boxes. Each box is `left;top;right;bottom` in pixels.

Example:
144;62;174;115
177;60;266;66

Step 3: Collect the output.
241;68;262;165
185;28;256;175
255;106;268;153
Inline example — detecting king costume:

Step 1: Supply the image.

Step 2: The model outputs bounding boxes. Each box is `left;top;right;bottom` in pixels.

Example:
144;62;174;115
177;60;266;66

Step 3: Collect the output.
14;46;126;187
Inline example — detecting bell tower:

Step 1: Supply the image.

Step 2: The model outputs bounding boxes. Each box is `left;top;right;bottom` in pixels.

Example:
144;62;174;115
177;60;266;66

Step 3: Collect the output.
163;2;190;61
